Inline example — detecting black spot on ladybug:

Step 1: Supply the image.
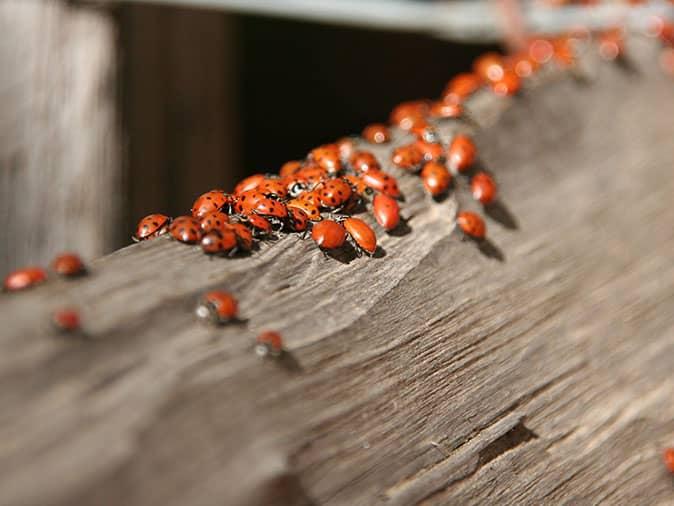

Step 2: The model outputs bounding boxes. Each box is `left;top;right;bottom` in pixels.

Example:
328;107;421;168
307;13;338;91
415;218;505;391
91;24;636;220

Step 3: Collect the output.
152;221;158;227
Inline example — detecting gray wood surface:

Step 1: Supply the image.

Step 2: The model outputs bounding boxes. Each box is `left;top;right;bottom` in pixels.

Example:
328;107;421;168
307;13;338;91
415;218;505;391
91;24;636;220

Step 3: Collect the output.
0;1;122;273
1;37;674;506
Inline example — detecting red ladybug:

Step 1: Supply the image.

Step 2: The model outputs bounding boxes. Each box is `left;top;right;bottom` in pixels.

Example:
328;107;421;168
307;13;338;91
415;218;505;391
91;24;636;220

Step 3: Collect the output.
52;308;81;333
349;150;381;173
133;213;171;241
195;290;238;324
201;228;238;255
471;172;497;204
492;70;521;97
294;164;329;185
311;219;347;251
200;211;230;233
309;144;342;174
169;216;203;244
258;178;288;199
361;169;401;199
343;217;377;256
233;190;265;214
362;123;391;144
420;162;452;197
286;206;309;232
410;120;440;143
336;137;356;161
391;144;423;170
287;199;322;222
473;52;506;82
414;140;444;163
447;135;477;174
51;253;86;277
255;330;283;357
242;213;273;237
191;190;229;218
663;448;674;474
429;101;463;119
317;178;353;209
456;211;486;240
389;101;429;130
372;194;400;231
254;197;288;219
234;174;265;195
344;174;372;198
506;52;539;78
3;267;47;292
442;73;482;104
226;223;252;252
279;160;302;177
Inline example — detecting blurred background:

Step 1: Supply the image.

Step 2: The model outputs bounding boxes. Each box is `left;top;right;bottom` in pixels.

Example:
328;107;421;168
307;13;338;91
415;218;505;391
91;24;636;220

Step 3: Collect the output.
0;0;671;274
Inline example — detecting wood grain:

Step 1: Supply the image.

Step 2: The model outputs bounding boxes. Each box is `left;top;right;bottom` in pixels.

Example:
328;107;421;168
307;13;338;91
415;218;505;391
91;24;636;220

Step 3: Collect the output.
1;37;674;506
0;1;121;273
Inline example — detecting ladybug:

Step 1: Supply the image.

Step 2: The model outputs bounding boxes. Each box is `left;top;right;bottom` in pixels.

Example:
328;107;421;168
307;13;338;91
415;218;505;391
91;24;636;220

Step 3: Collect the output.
492;70;521;97
296;188;320;206
201;228;238;255
343;217;377;256
230;222;255;252
389;101;429;130
200;211;230;233
51;253;86;277
361;169;401;199
456;211;486;240
242;213;273;237
191;190;229;218
133;213;171;241
311;219;347;251
3;267;47;292
287;199;322;222
336;137;356;161
663;448;674;474
473;52;506;82
285;206;309;233
309;144;342;174
506;52;539;78
349;150;381;173
362;123;391;144
372;194;400;231
253;197;288;219
234;174;265;195
279;160;302;177
52;308;81;333
169;216;203;244
414;140;444;163
598;29;624;61
447;134;477;174
255;330;283;357
409;119;439;143
391;144;424;170
344;174;372;198
442;73;482;105
233;190;265;214
430;100;463;119
420;162;452;197
294;164;329;186
317;178;353;209
258;178;288;199
195;290;238;324
471;172;497;204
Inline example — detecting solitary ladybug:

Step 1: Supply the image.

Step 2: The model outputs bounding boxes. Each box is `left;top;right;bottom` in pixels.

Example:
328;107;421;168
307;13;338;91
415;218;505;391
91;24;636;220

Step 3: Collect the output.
311;219;347;251
195;291;239;324
362;123;391;144
51;253;86;277
343;217;377;256
421;162;452;197
133;213;171;241
471;172;498;204
3;267;47;292
456;211;486;240
255;330;283;357
372;194;400;231
169;216;203;244
52;308;82;333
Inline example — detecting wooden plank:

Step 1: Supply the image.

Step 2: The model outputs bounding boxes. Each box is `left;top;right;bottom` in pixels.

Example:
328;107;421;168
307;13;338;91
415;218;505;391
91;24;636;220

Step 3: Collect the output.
0;1;121;273
1;37;674;506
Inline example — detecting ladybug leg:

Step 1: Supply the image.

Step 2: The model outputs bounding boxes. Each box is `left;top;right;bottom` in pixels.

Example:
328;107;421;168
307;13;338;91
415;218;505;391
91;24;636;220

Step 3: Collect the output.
131;236;140;243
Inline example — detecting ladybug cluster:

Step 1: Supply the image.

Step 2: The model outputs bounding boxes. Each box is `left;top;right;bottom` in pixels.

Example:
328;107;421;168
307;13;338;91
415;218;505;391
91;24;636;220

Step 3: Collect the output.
133;142;405;257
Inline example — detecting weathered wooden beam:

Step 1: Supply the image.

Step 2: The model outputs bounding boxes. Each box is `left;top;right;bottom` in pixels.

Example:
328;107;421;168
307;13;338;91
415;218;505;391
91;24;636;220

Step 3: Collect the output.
1;37;674;505
0;1;121;273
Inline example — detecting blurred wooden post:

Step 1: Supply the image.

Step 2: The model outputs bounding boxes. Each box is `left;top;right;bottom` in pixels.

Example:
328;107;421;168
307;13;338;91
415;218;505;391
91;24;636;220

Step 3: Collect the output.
0;1;122;273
